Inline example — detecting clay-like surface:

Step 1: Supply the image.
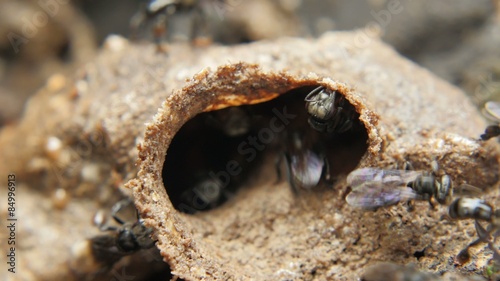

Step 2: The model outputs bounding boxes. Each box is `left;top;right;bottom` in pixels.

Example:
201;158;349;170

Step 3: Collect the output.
130;32;499;280
0;32;499;281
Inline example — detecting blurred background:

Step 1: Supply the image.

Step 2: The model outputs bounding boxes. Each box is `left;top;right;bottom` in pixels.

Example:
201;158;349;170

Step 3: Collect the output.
0;0;499;126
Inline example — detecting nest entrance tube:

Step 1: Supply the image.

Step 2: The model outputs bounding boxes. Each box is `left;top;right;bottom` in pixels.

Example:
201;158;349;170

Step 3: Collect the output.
162;85;369;214
115;37;498;281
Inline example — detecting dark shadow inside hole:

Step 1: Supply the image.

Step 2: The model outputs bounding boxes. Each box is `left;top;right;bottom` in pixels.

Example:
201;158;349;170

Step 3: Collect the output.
162;86;369;214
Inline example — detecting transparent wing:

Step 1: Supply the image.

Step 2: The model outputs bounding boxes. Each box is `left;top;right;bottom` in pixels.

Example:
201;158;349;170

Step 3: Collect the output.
289;151;324;189
347;168;422;188
454;183;483;197
346;181;418;209
483;101;500;121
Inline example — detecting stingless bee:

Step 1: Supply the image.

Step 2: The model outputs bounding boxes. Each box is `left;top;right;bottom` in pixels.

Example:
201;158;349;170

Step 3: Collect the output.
70;199;161;276
276;131;331;193
304;86;357;134
91;199;156;266
481;101;500;141
178;177;227;213
448;197;497;223
346;163;452;210
448;197;500;264
130;0;209;44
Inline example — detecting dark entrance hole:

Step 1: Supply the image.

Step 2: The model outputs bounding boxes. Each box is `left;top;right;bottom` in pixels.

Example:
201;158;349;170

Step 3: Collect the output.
162;86;369;214
413;249;425;260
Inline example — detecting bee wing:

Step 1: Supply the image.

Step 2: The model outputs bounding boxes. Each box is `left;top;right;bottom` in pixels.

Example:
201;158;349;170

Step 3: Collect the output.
483;101;500;121
347;168;422;188
289;151;324;189
346;181;418;210
454;183;483;196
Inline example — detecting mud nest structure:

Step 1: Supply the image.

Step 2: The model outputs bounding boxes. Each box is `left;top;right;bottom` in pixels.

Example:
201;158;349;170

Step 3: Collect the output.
1;32;499;281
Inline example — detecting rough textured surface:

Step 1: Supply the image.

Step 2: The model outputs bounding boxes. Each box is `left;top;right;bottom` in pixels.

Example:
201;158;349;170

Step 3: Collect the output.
0;0;96;125
129;32;499;280
0;32;499;281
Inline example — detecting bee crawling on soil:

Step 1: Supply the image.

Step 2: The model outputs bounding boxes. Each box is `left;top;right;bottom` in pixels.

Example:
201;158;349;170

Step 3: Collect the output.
70;199;158;275
276;131;331;194
90;198;156;266
448;197;500;265
480;101;500;141
345;161;452;210
304;86;357;134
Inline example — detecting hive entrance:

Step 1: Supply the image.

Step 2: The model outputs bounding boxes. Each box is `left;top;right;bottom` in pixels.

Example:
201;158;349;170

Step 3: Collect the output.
162;86;368;214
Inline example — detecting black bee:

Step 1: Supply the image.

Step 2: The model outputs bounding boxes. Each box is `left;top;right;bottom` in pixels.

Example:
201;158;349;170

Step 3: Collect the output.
90;199;156;267
481;101;500;140
448;197;500;264
304;86;357;134
130;0;210;44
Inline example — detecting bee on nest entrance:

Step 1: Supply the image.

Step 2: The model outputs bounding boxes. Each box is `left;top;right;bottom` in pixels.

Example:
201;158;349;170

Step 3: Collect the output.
162;85;369;214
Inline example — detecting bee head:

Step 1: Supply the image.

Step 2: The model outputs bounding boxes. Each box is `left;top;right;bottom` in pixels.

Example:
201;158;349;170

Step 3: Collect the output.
435;175;452;205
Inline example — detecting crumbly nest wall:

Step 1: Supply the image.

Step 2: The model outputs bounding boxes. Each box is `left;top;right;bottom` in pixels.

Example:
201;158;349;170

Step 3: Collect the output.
0;32;498;281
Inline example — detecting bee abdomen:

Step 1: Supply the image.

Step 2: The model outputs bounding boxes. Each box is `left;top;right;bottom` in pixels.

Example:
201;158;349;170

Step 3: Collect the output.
448;197;493;221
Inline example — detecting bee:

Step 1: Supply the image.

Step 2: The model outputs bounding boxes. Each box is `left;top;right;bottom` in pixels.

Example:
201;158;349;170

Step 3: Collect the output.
70;199;161;276
304;86;357;134
448;197;500;264
346;164;452;210
90;199;156;266
283;149;330;193
177;177;227;214
276;131;331;193
481;101;500;141
130;0;209;44
448;197;497;223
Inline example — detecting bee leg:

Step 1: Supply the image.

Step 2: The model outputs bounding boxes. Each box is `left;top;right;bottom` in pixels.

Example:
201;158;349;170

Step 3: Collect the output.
456;246;472;264
459;235;488;260
111;198;134;225
274;154;283;184
475;220;491;243
322;156;332;183
457;223;495;264
94;211;118;232
283;153;300;195
152;14;169;52
403;161;414;171
336;117;353;134
480;224;500;264
405;200;415;212
427;197;437;209
481;125;500;141
493;227;500;241
487;227;500;265
489;242;500;265
326;107;342;133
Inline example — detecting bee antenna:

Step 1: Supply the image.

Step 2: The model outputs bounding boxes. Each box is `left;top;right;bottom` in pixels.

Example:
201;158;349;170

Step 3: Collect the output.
304;86;324;102
111;198;134;225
